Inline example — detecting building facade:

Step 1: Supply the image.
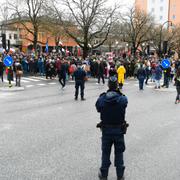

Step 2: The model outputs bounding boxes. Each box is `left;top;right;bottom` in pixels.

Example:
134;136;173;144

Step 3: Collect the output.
135;0;180;25
1;20;78;53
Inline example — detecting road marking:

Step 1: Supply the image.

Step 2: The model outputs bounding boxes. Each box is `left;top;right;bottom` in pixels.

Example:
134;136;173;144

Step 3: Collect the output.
37;84;46;86
22;77;40;82
31;76;48;81
3;80;15;84
21;79;29;83
0;124;12;132
48;82;57;85
26;85;34;88
155;88;176;92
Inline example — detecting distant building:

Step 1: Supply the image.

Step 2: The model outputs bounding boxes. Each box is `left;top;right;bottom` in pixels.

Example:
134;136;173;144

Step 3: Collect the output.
135;0;180;25
0;19;78;53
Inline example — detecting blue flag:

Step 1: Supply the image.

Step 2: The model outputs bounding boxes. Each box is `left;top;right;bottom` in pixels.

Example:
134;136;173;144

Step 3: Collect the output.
45;41;49;53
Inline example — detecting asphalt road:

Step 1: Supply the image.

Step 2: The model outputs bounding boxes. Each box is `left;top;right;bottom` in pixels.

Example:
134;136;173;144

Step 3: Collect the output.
0;78;180;180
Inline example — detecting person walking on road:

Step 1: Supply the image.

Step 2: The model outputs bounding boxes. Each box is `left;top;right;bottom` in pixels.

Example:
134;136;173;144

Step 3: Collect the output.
174;67;180;104
7;66;13;88
137;64;146;90
74;61;87;100
97;60;105;85
117;63;126;89
162;66;171;88
58;59;67;89
15;60;23;87
154;63;162;89
95;76;128;180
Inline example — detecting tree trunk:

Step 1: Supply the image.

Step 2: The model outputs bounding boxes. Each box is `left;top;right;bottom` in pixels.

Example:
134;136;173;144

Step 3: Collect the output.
83;46;89;59
55;37;60;52
33;28;38;54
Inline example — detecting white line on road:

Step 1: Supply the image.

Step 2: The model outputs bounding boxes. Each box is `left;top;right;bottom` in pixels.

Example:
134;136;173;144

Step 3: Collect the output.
48;83;57;85
25;85;35;88
22;77;40;82
21;79;30;83
30;76;48;81
37;84;46;86
0;124;12;132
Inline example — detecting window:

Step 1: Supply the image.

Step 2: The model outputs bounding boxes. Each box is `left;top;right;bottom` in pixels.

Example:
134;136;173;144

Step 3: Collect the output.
172;4;176;11
160;16;163;20
160;6;163;11
14;34;18;39
9;34;12;39
172;15;176;20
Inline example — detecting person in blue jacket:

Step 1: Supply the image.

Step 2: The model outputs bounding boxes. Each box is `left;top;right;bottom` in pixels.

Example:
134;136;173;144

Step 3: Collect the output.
73;61;87;100
95;76;128;180
137;63;146;90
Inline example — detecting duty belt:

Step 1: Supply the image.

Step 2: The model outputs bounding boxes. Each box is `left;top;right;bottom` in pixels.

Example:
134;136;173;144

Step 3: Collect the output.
101;124;123;128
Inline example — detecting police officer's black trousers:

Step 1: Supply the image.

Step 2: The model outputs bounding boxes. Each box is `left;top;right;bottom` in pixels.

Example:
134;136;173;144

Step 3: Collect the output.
75;80;84;98
101;129;125;178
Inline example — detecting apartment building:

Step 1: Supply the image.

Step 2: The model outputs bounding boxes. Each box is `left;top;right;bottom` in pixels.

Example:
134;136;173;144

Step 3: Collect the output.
135;0;180;24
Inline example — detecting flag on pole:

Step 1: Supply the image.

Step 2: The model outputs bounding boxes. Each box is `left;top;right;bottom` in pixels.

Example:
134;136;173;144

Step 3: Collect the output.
45;40;49;53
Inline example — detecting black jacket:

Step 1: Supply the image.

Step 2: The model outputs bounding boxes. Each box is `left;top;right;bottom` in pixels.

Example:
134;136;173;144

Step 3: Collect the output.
96;90;128;126
74;67;86;81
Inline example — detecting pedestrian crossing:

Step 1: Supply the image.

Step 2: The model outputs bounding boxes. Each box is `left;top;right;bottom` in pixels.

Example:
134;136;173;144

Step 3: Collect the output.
133;80;176;92
0;76;58;89
0;77;177;92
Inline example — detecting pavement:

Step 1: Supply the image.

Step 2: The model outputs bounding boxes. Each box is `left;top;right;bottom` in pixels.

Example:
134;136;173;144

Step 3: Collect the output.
0;77;180;180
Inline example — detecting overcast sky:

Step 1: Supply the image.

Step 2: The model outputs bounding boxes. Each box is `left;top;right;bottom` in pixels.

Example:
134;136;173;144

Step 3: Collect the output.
0;0;135;20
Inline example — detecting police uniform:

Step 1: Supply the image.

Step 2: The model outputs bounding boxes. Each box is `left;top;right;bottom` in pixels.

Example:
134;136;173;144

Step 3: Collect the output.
95;77;128;180
73;63;86;100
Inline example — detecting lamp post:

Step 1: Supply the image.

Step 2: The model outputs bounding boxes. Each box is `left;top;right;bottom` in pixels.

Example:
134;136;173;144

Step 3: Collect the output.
159;20;173;58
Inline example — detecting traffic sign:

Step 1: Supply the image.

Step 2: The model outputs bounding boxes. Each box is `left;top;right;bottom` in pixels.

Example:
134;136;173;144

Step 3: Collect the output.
3;55;13;67
161;59;171;69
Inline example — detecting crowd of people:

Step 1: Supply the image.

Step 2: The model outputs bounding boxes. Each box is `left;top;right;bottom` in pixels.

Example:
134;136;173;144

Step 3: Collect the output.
0;51;180;103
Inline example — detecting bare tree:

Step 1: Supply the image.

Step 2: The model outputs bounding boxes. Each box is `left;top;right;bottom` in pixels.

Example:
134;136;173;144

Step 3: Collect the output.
120;8;154;57
148;25;178;57
8;0;46;53
52;0;119;59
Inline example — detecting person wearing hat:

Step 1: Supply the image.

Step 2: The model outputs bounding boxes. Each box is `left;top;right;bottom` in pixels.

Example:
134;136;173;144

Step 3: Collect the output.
95;76;128;180
73;61;87;100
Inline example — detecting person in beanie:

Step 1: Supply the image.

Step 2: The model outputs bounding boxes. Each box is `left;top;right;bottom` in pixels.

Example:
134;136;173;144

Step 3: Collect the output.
73;61;87;100
95;76;128;180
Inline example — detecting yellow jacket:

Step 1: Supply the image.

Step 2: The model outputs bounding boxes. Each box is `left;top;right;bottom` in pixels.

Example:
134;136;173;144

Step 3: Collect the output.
117;65;126;84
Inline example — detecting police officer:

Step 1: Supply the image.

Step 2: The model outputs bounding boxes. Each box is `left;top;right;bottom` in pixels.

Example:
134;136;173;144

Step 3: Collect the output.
74;61;86;100
95;76;128;180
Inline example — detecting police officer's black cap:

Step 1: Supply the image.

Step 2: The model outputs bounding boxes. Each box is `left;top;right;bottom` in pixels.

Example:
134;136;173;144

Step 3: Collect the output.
108;76;118;90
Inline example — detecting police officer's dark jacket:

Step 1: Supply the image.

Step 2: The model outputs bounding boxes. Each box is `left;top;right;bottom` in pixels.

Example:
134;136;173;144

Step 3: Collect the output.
96;90;128;126
74;67;86;81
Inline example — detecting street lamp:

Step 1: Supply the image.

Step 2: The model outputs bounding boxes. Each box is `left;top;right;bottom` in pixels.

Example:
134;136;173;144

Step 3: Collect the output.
159;20;173;58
